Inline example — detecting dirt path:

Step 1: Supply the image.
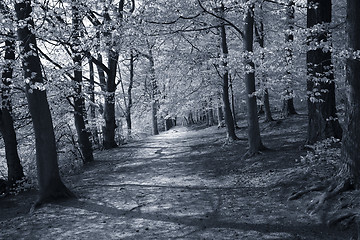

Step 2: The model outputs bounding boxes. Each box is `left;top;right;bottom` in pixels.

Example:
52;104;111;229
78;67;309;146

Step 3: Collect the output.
0;116;354;239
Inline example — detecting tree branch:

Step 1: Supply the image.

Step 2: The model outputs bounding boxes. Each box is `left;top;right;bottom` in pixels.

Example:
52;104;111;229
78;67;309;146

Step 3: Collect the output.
197;0;244;39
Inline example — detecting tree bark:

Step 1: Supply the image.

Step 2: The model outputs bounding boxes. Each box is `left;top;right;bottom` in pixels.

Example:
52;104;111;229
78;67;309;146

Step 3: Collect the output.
148;49;159;135
15;0;74;204
283;0;297;117
341;0;360;188
229;74;238;128
244;3;265;155
255;4;273;122
219;4;237;140
71;1;94;163
88;58;100;146
101;3;125;149
0;18;24;186
306;0;342;144
125;50;134;138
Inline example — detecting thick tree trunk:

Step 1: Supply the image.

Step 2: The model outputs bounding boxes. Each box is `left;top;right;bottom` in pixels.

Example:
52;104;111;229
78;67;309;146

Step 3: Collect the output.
219;4;237;140
283;0;297;117
306;0;342;144
103;49;119;148
0;34;24;186
244;3;264;155
15;0;74;204
71;2;93;163
101;4;125;149
341;0;360;188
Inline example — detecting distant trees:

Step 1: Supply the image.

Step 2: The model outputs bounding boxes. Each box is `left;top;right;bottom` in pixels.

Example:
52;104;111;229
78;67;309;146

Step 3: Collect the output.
15;0;74;204
306;0;342;144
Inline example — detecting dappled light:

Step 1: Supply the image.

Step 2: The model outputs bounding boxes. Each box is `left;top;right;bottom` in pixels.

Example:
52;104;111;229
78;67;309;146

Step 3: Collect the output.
1;115;355;239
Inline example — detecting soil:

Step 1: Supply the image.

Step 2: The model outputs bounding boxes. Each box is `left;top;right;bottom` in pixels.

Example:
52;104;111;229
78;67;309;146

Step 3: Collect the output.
0;113;356;239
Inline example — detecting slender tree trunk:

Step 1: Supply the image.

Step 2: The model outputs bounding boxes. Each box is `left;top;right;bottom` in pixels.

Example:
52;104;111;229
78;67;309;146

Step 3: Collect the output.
283;0;297;117
255;4;273;122
71;1;93;163
15;0;74;205
229;74;238;128
341;0;360;188
306;0;342;144
125;50;134;138
88;58;100;146
148;49;159;135
244;3;265;155
0;19;24;186
219;4;237;140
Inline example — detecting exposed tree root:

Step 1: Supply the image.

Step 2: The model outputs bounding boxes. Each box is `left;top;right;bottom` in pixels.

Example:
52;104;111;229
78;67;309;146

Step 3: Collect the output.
30;185;76;214
306;179;353;215
327;211;356;228
288;185;327;201
289;176;357;230
242;145;270;160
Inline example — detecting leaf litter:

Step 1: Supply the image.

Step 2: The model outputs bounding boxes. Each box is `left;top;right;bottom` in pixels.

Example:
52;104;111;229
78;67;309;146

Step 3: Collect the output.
0;114;356;239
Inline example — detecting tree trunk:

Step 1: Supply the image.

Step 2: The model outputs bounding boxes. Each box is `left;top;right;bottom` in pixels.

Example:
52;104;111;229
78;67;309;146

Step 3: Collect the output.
283;0;297;117
101;5;124;149
306;0;342;144
88;58;100;146
229;74;238;128
125;50;134;138
71;1;93;163
217;105;224;127
255;4;273;122
15;0;74;204
341;0;360;188
0;27;24;186
244;3;265;155
149;49;159;135
219;4;237;140
103;49;119;148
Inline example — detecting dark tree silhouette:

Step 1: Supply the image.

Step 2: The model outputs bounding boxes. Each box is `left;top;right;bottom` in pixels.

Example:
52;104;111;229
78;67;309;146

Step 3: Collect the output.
283;0;297;117
0;2;24;187
219;4;237;141
15;0;74;206
243;2;265;156
341;0;360;188
71;0;94;163
306;0;342;144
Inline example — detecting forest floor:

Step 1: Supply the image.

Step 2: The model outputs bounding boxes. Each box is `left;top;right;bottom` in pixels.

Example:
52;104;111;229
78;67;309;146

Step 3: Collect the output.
0;113;356;239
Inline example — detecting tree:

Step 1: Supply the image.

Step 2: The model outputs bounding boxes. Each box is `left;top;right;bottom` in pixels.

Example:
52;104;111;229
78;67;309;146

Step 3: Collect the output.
254;3;273;122
243;2;265;156
0;2;25;187
306;0;342;144
15;0;74;206
218;4;238;141
71;0;94;163
341;0;360;188
282;0;297;117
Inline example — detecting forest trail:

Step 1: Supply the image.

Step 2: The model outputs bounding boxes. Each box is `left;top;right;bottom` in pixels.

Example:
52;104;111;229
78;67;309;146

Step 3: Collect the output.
0;115;354;239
